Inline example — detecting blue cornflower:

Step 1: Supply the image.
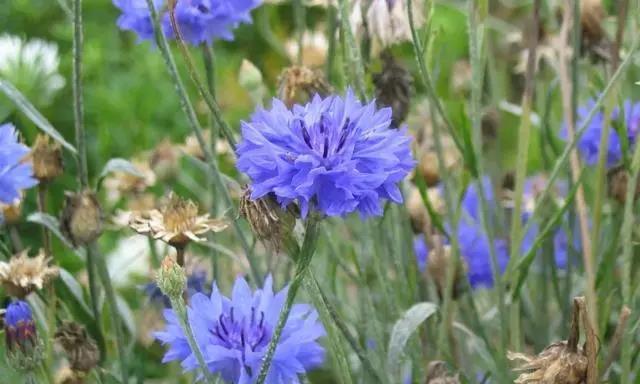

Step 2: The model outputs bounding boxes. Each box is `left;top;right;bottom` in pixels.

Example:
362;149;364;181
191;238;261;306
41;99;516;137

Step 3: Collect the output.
113;0;261;45
0;123;37;205
236;89;415;218
4;300;37;351
155;275;326;383
144;269;210;307
561;99;640;167
455;178;508;288
413;234;428;273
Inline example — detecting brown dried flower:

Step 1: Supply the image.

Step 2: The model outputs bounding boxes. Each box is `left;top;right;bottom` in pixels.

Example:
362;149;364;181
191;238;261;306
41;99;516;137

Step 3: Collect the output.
277;66;332;108
130;192;228;249
1;198;23;225
29;134;63;183
427;245;468;299
373;50;413;126
54;321;100;373
150;138;180;182
607;165;640;204
425;361;460;384
60;190;104;247
103;158;156;203
0;249;59;298
239;187;296;252
55;367;86;384
508;342;587;384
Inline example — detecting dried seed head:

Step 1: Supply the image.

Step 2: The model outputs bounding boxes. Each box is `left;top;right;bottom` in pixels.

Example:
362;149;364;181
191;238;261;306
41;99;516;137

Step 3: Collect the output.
277;66;332;108
0;249;59;299
239;187;296;252
407;187;444;234
157;256;187;300
580;0;610;61
425;361;460;384
607;165;640;204
60;190;103;247
509;341;587;384
54;321;100;373
130;192;228;249
29;134;63;183
427;245;468;299
373;50;413;127
1;199;23;225
150;138;180;182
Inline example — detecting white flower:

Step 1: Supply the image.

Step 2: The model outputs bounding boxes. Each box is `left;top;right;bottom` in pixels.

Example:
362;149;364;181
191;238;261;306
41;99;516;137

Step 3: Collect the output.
353;0;424;53
0;34;65;107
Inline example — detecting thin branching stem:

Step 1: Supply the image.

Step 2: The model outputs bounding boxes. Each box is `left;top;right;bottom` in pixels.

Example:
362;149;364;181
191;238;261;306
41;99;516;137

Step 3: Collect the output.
256;216;321;384
145;0;262;283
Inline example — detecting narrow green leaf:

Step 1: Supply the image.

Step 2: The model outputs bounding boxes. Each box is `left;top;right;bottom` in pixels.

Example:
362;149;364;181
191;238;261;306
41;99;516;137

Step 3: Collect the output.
0;79;77;154
27;212;75;250
387;302;438;372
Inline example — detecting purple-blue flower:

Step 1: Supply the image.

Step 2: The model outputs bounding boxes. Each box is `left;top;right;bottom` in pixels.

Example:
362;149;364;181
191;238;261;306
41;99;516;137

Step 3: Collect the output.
456;178;508;288
4;300;37;351
113;0;261;45
0;123;37;205
413;234;428;273
236;90;415;218
561;99;640;167
155;275;325;383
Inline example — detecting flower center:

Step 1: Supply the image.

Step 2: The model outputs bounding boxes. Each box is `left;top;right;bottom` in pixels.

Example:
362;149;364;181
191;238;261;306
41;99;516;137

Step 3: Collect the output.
162;200;198;233
294;114;354;160
210;307;270;353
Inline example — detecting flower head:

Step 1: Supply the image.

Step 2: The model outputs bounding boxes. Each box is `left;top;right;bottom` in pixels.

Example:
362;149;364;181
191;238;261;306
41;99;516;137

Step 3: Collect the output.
561;99;640;167
145;268;210;307
236;89;415;218
130;192;229;248
0;123;38;205
29;134;64;183
113;0;261;45
60;190;104;247
54;321;100;373
0;249;59;298
4;301;37;352
0;35;65;107
155;275;326;383
354;0;424;53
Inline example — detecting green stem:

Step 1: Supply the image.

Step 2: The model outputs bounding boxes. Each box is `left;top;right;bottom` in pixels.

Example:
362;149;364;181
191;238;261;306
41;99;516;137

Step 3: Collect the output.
518;35;640;250
325;5;337;83
306;274;383;384
467;0;509;362
618;123;640;383
145;0;261;284
169;296;216;384
92;244;128;383
293;0;306;65
72;0;88;189
166;4;236;151
337;0;366;100
256;216;321;384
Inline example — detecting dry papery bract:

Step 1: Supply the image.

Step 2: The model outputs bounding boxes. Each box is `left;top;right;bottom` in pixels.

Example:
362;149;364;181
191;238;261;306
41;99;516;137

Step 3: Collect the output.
0;249;59;298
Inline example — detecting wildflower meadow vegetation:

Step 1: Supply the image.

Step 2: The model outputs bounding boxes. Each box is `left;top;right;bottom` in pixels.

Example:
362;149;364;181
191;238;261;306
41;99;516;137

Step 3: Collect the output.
2;0;640;383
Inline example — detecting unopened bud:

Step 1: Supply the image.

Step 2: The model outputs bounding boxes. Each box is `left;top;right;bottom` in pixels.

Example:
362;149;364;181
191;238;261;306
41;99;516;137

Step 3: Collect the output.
3;300;44;372
54;321;100;373
608;165;640;204
157;256;186;300
60;190;103;247
29;134;64;183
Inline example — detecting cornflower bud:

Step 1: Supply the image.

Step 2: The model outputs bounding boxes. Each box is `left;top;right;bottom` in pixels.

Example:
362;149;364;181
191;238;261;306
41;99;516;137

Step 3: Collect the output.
156;256;187;300
3;300;44;372
60;190;103;247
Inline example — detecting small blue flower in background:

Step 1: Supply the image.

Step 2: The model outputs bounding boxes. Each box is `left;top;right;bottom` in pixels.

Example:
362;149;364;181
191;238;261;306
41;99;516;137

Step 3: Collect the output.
155;275;325;383
236;89;415;218
113;0;262;45
456;178;509;288
4;300;37;351
144;269;210;307
0;123;37;205
561;99;640;167
413;234;428;273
